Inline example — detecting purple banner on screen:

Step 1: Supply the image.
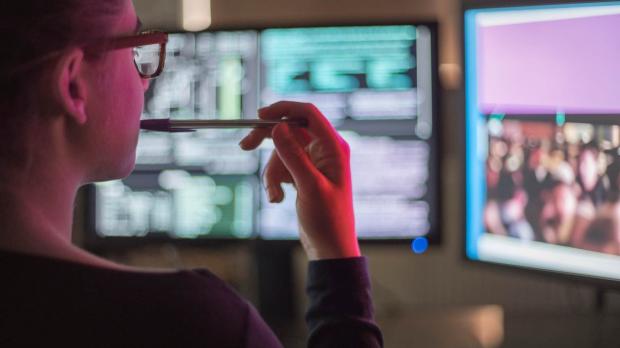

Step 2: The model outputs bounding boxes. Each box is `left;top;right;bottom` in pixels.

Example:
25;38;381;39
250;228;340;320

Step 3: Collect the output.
478;14;620;114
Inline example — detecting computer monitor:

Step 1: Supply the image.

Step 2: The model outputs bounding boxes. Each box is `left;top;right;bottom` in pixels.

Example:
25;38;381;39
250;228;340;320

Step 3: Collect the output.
464;1;620;287
85;23;439;246
258;24;439;243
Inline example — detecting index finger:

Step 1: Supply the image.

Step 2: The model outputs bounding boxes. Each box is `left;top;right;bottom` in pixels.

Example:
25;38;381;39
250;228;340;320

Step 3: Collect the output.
258;101;342;146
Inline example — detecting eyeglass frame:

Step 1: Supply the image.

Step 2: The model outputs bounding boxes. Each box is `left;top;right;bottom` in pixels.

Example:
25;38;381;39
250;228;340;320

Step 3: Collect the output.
86;30;169;79
4;30;169;79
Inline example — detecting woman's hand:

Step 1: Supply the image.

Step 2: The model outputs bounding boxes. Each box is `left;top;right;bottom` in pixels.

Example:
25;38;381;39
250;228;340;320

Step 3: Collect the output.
239;101;360;260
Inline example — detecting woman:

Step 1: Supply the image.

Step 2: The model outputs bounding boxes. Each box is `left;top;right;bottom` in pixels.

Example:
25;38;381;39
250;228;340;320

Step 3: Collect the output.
0;1;382;346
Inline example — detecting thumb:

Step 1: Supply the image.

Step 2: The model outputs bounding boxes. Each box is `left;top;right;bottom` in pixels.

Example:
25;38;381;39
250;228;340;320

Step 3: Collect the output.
272;123;322;189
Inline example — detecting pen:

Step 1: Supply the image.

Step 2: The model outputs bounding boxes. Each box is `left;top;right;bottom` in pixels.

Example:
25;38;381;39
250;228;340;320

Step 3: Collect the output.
140;118;308;132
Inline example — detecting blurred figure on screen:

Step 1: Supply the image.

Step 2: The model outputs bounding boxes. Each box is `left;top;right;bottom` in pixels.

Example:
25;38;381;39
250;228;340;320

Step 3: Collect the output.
484;138;508;236
573;159;620;255
576;143;606;207
539;162;578;245
485;165;534;241
522;143;549;240
568;143;606;247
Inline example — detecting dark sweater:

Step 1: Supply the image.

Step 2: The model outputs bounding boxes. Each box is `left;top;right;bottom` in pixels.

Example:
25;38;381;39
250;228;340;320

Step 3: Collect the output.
0;250;382;347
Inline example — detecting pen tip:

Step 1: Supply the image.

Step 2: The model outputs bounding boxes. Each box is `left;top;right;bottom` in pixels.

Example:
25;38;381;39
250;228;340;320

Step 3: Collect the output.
140;119;171;132
140;119;196;133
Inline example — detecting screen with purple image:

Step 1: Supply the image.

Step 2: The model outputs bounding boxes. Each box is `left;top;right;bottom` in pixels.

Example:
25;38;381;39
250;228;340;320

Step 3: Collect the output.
465;2;620;284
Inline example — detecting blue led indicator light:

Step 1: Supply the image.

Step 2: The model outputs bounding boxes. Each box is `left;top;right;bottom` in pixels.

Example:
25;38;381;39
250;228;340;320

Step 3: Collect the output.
411;237;429;254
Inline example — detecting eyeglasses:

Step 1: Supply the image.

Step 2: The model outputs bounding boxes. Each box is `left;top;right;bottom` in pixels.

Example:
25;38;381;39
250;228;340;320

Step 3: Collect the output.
88;30;169;79
5;30;169;79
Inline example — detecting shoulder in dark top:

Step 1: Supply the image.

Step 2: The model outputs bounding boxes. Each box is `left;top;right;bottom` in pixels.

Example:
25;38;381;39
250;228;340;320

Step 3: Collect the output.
0;250;281;347
0;250;383;348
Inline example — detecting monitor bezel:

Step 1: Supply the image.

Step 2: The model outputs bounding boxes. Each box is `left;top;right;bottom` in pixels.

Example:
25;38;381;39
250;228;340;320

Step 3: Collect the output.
83;20;442;250
461;0;620;291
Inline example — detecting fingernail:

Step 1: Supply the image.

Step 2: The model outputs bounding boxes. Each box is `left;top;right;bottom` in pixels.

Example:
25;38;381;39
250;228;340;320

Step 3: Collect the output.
238;137;248;149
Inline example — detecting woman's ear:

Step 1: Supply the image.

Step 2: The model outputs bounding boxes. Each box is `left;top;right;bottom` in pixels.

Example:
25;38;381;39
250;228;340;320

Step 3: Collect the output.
51;48;88;125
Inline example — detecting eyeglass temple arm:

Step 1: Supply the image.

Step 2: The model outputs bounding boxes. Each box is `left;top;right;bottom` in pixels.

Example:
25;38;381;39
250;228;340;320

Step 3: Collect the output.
91;31;168;51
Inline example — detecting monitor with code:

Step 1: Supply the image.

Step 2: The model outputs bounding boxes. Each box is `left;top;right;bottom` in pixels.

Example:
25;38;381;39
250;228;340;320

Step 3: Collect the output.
88;23;439;244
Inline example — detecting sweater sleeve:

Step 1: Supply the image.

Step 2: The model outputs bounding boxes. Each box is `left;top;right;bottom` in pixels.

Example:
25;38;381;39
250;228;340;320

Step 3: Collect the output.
305;257;383;348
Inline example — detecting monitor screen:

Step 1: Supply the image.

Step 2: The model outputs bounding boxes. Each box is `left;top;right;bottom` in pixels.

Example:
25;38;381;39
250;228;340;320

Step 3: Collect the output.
464;2;620;283
258;25;438;240
89;24;438;243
